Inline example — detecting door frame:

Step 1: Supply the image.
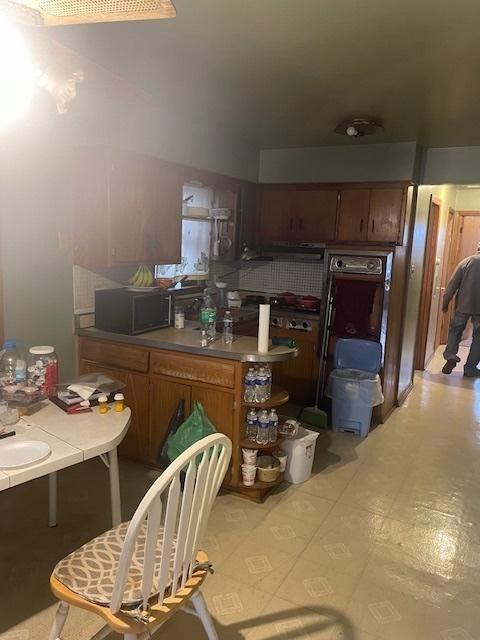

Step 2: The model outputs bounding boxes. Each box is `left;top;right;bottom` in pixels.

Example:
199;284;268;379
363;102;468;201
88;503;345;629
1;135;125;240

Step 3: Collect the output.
414;197;441;370
435;207;456;347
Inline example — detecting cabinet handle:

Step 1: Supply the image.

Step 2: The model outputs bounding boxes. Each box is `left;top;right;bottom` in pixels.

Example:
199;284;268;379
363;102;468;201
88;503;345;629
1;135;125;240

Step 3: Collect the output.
372;219;375;233
360;219;364;233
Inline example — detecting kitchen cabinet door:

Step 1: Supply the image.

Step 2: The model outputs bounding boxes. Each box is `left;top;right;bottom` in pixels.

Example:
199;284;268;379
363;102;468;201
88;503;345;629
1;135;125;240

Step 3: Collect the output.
109;152;183;266
73;147;183;268
149;378;191;465
292;190;338;243
258;188;291;243
145;159;183;265
191;386;235;442
79;361;150;464
367;188;404;243
109;150;153;265
336;189;370;242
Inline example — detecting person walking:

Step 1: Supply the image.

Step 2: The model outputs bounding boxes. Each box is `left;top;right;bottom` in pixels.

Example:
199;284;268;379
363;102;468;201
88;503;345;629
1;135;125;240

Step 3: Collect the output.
442;244;480;376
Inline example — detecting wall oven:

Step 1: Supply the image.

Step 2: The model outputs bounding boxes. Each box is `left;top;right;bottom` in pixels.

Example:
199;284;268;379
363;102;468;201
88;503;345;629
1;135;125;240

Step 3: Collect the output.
318;249;393;393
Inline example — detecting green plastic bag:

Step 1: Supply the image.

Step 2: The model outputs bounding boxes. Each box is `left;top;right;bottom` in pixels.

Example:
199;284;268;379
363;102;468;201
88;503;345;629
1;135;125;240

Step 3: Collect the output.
166;401;217;462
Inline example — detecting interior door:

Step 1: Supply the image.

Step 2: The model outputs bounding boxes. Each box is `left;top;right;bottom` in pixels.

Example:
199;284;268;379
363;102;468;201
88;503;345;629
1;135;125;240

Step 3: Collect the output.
292;190;338;242
368;188;404;243
436;209;456;346
336;189;370;242
258;188;290;242
449;212;480;343
414;200;440;369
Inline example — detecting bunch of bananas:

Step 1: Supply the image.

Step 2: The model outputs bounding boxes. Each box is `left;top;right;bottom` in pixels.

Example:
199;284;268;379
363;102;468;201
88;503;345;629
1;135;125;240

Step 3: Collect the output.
128;264;154;287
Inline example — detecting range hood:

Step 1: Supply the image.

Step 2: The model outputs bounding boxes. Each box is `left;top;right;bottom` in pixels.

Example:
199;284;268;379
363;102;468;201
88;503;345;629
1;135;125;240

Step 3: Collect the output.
259;241;325;260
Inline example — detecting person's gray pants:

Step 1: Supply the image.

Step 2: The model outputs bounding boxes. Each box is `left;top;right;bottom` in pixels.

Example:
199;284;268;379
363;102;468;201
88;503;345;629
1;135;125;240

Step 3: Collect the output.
443;312;480;373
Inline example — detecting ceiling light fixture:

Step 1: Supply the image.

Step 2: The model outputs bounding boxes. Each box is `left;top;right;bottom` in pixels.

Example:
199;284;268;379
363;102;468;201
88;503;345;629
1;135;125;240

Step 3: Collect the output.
335;117;384;137
3;0;176;26
0;14;36;127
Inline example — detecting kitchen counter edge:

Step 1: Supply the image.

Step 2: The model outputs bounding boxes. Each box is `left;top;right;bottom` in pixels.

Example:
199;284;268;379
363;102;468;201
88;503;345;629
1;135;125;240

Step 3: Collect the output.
77;327;298;363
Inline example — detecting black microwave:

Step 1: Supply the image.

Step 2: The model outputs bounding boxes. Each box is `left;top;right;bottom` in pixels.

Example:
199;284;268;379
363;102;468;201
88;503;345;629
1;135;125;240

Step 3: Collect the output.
95;288;171;335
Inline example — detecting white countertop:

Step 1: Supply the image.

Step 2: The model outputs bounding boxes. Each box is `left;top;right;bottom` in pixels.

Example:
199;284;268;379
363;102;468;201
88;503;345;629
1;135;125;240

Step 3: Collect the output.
0;401;131;488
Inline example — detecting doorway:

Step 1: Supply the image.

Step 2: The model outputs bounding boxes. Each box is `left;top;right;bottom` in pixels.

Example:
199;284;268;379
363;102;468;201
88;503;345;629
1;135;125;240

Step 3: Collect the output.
434;207;456;348
414;198;441;370
440;211;480;347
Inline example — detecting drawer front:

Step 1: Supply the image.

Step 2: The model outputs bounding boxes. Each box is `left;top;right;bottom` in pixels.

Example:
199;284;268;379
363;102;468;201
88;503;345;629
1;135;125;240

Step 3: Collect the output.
151;350;235;388
79;338;149;373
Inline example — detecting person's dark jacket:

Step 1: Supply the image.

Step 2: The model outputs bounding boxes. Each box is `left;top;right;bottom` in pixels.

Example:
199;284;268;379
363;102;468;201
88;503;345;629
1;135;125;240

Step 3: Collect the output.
443;253;480;315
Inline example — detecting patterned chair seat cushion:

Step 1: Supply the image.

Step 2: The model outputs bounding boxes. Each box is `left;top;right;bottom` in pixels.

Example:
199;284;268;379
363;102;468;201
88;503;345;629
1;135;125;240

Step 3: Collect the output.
53;521;175;608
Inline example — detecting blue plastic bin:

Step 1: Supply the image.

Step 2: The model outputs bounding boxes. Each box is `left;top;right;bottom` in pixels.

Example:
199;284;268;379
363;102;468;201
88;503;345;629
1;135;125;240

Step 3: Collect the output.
328;340;383;437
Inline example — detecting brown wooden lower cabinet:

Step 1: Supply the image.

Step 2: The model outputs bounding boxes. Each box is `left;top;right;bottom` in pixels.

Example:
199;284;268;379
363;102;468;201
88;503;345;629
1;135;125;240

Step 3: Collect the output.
191;386;235;443
80;360;150;464
149;377;191;464
78;336;293;502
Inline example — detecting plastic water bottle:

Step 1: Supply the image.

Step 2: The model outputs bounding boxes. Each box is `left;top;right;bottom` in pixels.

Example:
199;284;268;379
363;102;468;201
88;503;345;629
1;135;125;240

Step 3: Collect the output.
246;409;258;441
15;359;26;384
0;340;19;386
199;288;217;344
257;410;270;445
255;367;268;403
223;310;233;344
244;368;256;402
268;408;279;443
264;363;272;399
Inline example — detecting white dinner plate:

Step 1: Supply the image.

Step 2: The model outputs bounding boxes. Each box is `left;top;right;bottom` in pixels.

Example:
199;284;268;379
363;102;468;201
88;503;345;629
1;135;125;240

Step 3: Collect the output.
0;440;51;469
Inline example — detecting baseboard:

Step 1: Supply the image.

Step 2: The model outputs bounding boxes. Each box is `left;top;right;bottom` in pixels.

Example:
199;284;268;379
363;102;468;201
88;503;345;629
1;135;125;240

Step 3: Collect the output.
397;381;414;406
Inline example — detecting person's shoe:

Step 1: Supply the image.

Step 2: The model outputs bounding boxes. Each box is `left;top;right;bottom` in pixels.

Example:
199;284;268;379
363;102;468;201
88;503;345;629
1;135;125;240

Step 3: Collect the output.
442;359;457;374
464;369;480;378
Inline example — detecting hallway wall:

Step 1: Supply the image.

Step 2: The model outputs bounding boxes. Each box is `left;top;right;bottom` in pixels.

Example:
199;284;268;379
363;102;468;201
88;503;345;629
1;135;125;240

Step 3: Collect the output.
455;188;480;210
424;185;457;363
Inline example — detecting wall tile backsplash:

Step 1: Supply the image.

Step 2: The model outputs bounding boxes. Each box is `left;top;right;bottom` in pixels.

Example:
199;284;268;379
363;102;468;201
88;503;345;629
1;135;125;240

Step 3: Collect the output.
215;259;325;297
73;265;122;313
74;258;325;315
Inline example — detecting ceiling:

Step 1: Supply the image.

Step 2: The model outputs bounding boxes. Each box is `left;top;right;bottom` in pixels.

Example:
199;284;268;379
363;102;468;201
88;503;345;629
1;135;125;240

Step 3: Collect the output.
52;0;480;149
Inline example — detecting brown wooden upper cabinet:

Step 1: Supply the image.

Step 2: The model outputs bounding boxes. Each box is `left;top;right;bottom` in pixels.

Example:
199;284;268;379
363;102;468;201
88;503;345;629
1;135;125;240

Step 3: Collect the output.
258;188;338;244
336;187;405;244
73;147;183;267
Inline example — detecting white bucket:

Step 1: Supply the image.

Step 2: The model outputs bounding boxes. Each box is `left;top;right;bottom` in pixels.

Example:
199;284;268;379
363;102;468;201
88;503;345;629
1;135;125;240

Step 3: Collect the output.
282;426;319;484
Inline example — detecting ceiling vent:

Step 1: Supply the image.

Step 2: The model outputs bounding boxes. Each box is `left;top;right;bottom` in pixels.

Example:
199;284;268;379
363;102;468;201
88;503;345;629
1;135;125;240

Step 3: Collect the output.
335;117;384;137
2;0;176;25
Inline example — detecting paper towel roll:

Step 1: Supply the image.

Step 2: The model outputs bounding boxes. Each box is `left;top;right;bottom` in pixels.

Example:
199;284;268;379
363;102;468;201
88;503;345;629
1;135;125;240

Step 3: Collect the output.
258;304;270;353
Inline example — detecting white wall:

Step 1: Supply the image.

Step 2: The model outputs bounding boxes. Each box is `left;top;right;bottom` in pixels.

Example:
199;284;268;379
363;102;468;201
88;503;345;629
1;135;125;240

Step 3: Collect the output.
258;142;419;183
423;147;480;185
455;189;480;210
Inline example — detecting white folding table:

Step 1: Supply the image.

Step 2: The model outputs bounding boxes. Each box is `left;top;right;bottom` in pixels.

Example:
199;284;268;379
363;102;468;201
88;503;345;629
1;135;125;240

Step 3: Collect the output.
0;401;131;527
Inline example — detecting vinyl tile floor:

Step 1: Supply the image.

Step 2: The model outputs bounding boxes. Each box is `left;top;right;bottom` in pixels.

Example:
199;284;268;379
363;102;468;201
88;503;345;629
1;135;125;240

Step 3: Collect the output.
1;347;480;640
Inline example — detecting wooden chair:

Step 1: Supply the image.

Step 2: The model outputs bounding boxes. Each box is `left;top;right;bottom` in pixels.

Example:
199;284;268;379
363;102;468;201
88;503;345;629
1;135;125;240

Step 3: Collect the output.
48;433;232;640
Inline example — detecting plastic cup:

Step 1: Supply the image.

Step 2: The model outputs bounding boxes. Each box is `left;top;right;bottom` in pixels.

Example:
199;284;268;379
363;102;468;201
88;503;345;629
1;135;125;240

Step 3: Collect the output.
241;464;256;486
242;448;258;466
